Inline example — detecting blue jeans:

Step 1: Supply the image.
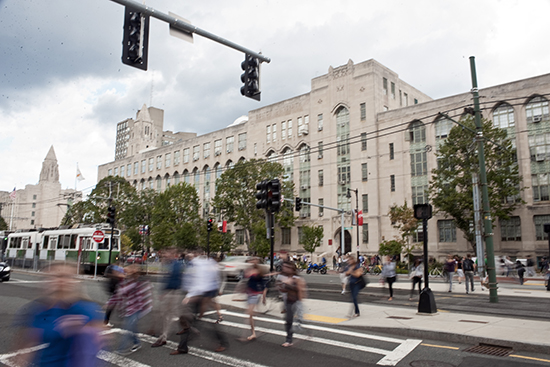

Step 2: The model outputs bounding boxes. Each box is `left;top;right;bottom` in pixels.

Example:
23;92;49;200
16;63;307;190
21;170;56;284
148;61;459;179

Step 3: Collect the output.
119;312;140;351
447;272;454;291
350;281;361;315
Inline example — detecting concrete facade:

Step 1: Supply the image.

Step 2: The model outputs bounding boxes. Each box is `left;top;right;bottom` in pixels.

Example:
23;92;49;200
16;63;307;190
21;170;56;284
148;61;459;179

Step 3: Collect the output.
97;59;550;260
1;146;82;230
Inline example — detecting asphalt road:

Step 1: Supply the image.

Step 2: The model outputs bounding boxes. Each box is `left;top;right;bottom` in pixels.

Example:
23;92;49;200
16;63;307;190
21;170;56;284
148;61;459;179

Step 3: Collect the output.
1;271;550;367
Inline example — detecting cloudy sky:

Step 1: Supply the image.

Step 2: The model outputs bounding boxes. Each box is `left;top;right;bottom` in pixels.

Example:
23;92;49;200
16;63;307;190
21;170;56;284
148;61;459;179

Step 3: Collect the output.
1;0;549;196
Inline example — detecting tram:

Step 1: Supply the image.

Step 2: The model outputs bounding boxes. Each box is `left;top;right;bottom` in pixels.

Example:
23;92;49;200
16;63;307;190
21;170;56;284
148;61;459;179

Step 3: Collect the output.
6;224;120;273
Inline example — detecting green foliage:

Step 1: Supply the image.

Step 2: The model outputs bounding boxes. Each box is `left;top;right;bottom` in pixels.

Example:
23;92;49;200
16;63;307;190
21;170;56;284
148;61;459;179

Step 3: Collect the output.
429;116;524;251
300;224;324;255
0;216;8;231
212;159;294;252
151;182;201;250
378;239;403;257
249;221;270;257
388;201;420;261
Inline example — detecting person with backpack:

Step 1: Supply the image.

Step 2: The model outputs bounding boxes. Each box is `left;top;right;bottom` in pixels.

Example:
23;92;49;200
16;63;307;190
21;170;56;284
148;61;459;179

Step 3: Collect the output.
463;254;475;294
444;255;456;292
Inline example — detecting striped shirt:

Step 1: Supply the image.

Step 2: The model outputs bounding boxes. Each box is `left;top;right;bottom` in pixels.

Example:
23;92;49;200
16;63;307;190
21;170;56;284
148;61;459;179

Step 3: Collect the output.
107;276;152;317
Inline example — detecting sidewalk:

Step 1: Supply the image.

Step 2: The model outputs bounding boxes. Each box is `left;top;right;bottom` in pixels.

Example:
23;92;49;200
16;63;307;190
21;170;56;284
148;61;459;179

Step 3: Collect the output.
218;278;550;353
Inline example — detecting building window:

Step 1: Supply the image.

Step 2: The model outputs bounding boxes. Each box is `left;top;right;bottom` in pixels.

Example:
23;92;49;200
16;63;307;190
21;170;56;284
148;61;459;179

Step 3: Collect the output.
404;92;408;106
288;120;293;138
362;223;369;243
362;194;368;213
297;117;303;137
203;142;210;159
408;121;426;143
148;158;154;172
298;227;304;243
535;215;550;240
438;220;456;242
272;124;277;141
383;77;388;95
236;229;245;245
361;132;367;151
214;140;222;156
33;195;37;200
165;153;171;168
193;146;200;161
108;168;112;176
318;170;324;187
156;156;162;169
32;203;36;208
529;133;550;163
31;211;35;217
526;96;549;123
266;125;271;143
174;151;180;165
361;163;368;181
410;150;428;176
360;103;366;121
391;82;395;99
127;164;131;177
532;173;550;202
174;172;180;184
31;220;35;225
390;175;395;192
156;176;161;192
119;166;125;177
500;217;521;241
319;198;324;216
317;114;323;131
141;160;146;173
414;98;418;104
389;143;394;160
183;148;189;163
282;228;291;245
435;116;454;140
114;167;118;176
166;175;171;188
226;136;234;153
413;223;424;243
412;185;428;205
318;141;323;159
281;121;286;140
238;133;247;150
493;104;515;129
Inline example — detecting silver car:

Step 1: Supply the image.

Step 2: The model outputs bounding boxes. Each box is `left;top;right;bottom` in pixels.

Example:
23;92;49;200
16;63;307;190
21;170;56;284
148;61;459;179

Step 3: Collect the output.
219;256;268;280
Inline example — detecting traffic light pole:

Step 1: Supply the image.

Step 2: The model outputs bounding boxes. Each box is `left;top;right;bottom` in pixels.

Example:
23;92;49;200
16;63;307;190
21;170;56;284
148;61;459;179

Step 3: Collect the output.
109;0;271;63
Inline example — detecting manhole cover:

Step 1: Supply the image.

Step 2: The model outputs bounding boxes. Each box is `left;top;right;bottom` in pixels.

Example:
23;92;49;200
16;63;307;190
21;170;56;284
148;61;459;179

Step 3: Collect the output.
410;361;455;367
463;343;512;357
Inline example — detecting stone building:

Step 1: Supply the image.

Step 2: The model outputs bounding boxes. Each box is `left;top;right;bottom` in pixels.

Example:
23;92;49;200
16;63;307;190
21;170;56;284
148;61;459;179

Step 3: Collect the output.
97;58;550;261
1;146;81;230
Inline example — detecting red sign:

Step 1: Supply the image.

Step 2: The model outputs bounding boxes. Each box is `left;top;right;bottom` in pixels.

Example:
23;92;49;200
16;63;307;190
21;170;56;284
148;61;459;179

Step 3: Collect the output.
357;210;363;226
328;239;333;246
92;230;105;243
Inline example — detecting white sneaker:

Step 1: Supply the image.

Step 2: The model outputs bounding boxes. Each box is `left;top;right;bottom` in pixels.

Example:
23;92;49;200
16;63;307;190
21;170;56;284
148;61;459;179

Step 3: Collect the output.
106;322;114;328
341;290;346;294
131;344;142;352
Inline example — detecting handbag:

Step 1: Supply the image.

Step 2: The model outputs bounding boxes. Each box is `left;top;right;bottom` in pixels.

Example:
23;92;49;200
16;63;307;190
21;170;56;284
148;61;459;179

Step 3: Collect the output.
356;275;367;289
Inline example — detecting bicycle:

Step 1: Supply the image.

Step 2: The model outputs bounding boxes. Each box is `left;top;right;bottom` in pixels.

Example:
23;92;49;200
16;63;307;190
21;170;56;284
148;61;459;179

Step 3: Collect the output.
368;264;382;276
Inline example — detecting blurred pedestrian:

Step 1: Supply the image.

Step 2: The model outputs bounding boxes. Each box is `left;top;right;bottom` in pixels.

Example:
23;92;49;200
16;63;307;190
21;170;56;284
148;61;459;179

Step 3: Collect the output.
409;258;423;301
526;255;536;277
339;255;349;294
151;247;184;348
455;256;464;284
104;260;124;327
380;256;396;301
13;263;104;367
279;261;300;347
444;255;456;292
345;255;365;317
244;257;267;341
516;260;526;285
463;254;475;294
108;264;152;355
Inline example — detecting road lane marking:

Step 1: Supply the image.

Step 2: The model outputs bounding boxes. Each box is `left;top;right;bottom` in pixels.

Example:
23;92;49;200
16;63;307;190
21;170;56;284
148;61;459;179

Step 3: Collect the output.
97;350;150;367
509;354;550;363
204;316;420;366
303;314;347;324
420;343;459;350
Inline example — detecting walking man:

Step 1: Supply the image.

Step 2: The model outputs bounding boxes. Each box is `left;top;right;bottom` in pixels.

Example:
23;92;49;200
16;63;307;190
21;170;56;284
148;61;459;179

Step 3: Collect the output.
463;254;475;294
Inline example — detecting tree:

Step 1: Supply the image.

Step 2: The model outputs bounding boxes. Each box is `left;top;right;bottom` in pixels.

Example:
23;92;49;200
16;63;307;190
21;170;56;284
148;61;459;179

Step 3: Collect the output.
120;188;157;248
429;116;524;251
0;216;8;231
151;182;201;250
388;201;420;262
212;159;295;253
378;239;403;257
300;224;324;258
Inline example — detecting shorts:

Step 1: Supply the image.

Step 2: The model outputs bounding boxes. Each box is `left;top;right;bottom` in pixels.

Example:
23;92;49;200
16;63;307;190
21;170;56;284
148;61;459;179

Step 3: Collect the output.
457;269;464;278
339;273;349;284
204;289;218;298
247;293;262;305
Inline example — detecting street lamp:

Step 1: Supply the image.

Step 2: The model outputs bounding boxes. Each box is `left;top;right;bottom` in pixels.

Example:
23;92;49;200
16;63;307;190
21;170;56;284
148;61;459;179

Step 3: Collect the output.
347;188;360;259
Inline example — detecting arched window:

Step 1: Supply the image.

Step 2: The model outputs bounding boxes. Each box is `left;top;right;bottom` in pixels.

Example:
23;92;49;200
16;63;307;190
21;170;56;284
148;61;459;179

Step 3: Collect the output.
434;116;453;140
164;174;171;189
408;121;426;143
173;171;180;185
267;150;278;163
156;175;162;192
183;169;190;184
526;96;549;123
282;148;294;181
493;103;515;129
193;168;200;190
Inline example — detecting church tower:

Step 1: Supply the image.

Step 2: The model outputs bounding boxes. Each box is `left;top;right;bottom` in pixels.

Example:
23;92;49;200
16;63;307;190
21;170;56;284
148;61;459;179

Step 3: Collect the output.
39;146;60;183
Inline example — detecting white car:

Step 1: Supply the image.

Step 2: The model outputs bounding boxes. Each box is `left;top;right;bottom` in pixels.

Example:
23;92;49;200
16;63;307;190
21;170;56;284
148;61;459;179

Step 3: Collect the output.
219;256;268;280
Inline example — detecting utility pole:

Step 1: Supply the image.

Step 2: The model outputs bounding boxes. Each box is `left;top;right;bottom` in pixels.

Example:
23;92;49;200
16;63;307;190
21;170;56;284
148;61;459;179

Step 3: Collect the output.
347;188;360;259
470;56;498;303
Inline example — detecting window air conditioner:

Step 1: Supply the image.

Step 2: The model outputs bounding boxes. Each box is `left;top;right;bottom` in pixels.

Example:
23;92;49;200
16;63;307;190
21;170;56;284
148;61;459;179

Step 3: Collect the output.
300;213;308;218
319;212;324;217
301;185;308;190
533;115;543;123
318;154;323;159
215;151;221;156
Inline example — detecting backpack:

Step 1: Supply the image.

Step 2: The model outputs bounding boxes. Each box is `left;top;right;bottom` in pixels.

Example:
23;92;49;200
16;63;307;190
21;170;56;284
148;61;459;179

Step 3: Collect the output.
463;259;474;271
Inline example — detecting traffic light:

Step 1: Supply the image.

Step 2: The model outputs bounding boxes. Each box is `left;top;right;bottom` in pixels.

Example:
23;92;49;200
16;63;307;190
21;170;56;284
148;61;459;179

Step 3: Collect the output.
269;179;281;212
256;180;269;209
207;218;213;232
107;205;116;226
295;197;302;212
122;6;150;71
413;204;433;220
240;53;261;101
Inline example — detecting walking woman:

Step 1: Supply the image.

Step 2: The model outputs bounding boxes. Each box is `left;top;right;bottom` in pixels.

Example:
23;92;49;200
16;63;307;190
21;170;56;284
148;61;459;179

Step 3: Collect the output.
381;256;397;301
409;258;423;300
345;256;364;317
244;257;267;341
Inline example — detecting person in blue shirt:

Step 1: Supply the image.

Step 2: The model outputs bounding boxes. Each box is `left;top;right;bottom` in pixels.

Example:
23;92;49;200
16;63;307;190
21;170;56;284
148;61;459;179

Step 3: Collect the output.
14;263;103;367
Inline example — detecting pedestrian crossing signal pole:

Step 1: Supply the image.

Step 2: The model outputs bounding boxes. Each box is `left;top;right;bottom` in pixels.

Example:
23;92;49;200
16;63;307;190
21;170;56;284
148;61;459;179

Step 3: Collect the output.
414;204;437;314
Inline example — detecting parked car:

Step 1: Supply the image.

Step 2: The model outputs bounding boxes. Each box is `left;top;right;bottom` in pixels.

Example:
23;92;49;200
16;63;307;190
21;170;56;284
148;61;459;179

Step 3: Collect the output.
219;256;268;280
0;262;10;282
126;255;144;264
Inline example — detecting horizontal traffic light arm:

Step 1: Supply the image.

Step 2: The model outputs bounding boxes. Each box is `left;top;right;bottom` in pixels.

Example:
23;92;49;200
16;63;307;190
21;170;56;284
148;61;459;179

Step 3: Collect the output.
285;198;345;214
109;0;271;63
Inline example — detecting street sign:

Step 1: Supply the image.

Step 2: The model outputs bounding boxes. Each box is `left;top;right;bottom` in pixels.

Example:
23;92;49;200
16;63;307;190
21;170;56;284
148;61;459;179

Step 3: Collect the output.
344;227;353;230
92;230;105;243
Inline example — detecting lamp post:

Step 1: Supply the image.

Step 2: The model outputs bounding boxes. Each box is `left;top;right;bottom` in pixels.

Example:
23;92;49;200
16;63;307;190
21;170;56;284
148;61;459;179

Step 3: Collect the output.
347;188;360;260
544;224;550;291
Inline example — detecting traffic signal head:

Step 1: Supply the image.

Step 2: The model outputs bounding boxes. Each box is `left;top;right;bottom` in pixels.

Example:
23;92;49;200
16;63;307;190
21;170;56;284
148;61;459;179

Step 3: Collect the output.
269;179;281;212
256;180;269;209
295;197;302;212
413;204;432;220
122;7;150;71
207;218;213;232
240;54;261;101
106;206;116;226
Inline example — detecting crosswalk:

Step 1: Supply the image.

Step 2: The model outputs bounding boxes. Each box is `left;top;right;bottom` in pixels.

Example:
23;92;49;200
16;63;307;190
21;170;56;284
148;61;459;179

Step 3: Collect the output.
0;310;421;367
